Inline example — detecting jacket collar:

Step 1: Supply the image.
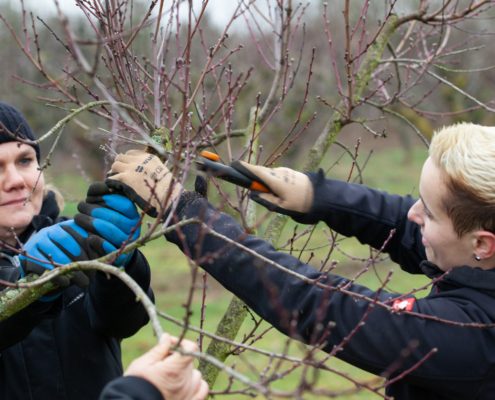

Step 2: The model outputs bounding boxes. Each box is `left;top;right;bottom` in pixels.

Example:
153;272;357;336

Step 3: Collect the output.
420;260;495;293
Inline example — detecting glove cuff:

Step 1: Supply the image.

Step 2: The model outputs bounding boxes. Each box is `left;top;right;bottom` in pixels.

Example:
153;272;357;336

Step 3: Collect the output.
13;256;24;277
38;292;62;302
174;191;204;218
290;169;325;225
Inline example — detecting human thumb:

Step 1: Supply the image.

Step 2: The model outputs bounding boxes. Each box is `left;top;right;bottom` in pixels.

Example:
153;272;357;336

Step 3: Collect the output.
142;333;173;363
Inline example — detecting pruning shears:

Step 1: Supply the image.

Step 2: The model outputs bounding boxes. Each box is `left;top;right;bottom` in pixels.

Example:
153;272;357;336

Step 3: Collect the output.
196;150;271;193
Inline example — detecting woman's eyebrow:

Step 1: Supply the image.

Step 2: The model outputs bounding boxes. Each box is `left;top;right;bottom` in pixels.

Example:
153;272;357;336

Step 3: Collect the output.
16;148;36;158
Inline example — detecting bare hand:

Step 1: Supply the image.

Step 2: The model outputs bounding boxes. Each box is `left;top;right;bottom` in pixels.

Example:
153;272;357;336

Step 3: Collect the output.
125;333;209;400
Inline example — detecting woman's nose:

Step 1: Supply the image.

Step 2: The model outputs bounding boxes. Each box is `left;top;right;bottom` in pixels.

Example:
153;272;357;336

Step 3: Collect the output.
2;166;26;191
407;199;423;226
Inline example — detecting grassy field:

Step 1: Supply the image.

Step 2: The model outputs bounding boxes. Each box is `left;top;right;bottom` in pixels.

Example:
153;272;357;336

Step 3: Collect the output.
53;145;430;399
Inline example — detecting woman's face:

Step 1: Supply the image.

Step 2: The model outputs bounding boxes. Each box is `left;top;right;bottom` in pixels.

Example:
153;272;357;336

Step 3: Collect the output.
407;157;476;271
0;142;44;244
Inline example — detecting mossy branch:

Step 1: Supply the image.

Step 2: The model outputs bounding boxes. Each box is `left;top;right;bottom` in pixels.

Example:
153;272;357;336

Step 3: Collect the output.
198;296;248;385
265;14;400;246
0;275;58;321
199;106;260;386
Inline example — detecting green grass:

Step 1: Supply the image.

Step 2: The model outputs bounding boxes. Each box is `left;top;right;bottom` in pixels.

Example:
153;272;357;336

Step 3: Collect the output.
53;145;431;398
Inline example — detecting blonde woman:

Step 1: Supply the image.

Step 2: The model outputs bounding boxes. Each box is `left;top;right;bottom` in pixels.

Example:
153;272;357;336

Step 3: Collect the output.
99;122;495;400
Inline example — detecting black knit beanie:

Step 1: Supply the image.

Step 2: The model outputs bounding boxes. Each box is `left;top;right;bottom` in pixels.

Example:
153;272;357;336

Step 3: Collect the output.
0;102;40;161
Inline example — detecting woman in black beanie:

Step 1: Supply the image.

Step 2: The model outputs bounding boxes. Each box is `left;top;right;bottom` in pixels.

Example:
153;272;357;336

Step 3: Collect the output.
0;102;156;400
0;102;44;243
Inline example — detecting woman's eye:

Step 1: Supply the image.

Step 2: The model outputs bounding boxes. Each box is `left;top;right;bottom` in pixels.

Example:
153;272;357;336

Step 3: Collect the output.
18;157;34;166
420;200;433;219
424;209;433;219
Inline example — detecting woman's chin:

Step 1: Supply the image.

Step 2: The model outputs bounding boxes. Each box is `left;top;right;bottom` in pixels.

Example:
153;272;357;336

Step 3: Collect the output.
0;213;34;237
424;248;437;265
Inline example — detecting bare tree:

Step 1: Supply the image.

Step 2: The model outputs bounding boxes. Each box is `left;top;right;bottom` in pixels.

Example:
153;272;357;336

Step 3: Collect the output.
1;0;495;398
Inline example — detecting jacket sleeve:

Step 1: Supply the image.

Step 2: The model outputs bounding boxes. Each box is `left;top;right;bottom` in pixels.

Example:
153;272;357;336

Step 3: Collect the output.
294;173;426;274
86;250;154;338
0;264;62;350
99;376;163;400
164;193;480;380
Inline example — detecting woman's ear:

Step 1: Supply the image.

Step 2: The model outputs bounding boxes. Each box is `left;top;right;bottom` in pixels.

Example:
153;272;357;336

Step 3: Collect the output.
473;231;495;260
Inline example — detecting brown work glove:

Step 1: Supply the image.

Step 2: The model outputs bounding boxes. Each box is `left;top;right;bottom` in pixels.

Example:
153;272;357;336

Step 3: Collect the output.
231;160;314;218
106;149;182;218
125;333;209;400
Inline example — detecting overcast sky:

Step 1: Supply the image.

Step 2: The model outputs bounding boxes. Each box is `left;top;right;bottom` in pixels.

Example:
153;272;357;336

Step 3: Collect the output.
3;0;252;30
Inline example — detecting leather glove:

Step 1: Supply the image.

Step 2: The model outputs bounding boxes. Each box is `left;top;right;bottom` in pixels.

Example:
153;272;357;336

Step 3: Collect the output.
125;333;209;400
230;160;314;218
75;182;142;267
105;149;182;218
18;220;108;300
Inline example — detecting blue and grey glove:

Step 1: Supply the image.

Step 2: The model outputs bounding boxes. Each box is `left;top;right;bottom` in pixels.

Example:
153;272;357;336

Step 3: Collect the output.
18;220;107;300
75;182;141;267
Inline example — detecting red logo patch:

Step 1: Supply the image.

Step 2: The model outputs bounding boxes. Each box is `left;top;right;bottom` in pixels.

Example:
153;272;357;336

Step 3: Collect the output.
392;298;415;312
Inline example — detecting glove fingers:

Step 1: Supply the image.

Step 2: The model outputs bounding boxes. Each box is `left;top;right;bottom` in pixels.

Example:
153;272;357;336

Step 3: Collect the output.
112;150;146;166
105;178;159;217
77;203;140;239
69;271;90;288
125;149;151;158
34;244;73;268
51;274;71;288
87;234;114;258
100;193;140;218
108;153;156;177
78;201;138;231
86;181;114;198
22;257;68;292
23;255;70;288
239;161;296;194
20;221;92;292
113;253;132;267
234;161;301;196
108;159;137;175
59;220;89;239
249;192;283;212
75;213;136;247
74;213;99;236
230;161;271;191
22;259;49;275
84;192;140;220
88;235;131;267
45;264;89;289
48;225;85;259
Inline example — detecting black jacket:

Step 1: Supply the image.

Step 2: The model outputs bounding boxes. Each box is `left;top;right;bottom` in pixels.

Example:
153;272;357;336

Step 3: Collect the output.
99;376;163;400
0;192;154;400
165;177;495;400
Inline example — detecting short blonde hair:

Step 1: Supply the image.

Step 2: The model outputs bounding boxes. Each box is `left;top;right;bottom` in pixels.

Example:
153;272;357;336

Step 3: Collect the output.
429;122;495;236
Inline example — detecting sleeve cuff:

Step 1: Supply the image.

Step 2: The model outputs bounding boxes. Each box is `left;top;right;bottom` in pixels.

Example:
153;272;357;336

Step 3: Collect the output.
99;376;163;400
